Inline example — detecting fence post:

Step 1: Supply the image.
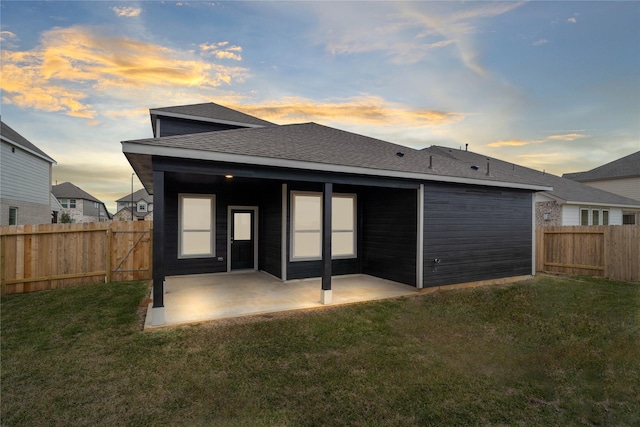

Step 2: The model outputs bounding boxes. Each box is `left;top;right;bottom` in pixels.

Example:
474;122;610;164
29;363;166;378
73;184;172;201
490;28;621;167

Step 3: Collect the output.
1;235;6;296
105;227;112;283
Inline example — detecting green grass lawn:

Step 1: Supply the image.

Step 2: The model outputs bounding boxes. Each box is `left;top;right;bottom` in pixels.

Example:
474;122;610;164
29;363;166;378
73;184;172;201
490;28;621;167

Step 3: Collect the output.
2;275;639;426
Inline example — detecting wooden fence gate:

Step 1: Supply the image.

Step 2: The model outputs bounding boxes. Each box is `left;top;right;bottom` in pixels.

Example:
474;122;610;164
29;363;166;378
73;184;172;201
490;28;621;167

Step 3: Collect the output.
0;221;152;296
536;225;640;282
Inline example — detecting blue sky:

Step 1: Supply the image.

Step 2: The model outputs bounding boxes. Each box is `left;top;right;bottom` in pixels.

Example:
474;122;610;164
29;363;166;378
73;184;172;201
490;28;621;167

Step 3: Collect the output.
2;1;639;213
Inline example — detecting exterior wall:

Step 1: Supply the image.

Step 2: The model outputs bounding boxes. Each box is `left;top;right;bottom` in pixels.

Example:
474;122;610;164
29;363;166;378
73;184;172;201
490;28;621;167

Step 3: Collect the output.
423;183;533;287
583;177;640;202
535;200;562;226
159;117;245;137
0;141;52;225
0;198;51;225
562;205;623;225
360;186;417;286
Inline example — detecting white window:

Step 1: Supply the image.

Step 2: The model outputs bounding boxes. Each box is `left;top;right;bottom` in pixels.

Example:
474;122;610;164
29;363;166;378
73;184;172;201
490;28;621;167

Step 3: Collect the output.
9;207;18;225
291;193;322;259
60;199;68;208
138;202;147;212
602;210;609;225
580;209;589;226
332;194;356;257
592;210;600;226
69;199;76;209
290;191;356;260
179;194;215;258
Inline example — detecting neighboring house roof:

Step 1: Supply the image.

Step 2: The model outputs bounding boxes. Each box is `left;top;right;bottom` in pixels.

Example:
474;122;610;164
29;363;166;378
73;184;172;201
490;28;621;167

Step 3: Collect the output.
424;146;640;208
116;188;153;204
52;182;103;203
150;102;276;131
562;151;640;182
123;122;551;193
0;120;56;164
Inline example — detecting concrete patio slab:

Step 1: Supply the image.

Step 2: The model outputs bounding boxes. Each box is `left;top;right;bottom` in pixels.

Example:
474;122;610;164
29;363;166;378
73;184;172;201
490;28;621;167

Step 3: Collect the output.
144;272;417;329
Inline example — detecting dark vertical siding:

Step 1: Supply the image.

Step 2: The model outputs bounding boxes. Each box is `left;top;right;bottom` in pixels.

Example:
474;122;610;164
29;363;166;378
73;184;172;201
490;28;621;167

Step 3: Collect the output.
423;183;532;287
360;187;417;286
159;117;246;137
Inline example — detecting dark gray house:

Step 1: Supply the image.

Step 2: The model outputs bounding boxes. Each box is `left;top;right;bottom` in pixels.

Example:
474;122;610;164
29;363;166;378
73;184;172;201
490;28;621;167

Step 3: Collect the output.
122;102;550;326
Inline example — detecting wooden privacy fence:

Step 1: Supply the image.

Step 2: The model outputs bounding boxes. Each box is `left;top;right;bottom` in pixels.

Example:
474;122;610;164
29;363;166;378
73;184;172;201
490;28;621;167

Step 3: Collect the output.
536;225;640;282
0;221;152;295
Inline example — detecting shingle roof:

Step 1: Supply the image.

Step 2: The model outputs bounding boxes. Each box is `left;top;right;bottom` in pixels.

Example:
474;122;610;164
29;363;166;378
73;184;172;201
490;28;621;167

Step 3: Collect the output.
116;188;153;203
563;151;640;182
123;122;550;189
0;120;55;163
150;102;275;127
424;146;640;207
52;182;103;203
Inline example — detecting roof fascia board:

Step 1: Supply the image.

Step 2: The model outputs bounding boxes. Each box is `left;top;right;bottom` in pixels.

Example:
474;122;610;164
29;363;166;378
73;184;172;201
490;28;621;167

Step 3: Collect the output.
1;135;57;164
563;200;640;209
123;142;552;192
150;110;266;129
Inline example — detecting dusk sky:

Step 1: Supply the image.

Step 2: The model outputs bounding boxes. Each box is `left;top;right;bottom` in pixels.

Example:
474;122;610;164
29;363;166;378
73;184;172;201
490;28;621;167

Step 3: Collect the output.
2;1;639;214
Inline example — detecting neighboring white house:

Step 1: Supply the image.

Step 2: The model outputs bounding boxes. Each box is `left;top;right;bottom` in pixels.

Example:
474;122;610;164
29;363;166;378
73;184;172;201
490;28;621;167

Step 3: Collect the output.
423;146;640;226
52;182;112;223
113;188;153;221
1;120;57;225
564;151;640;225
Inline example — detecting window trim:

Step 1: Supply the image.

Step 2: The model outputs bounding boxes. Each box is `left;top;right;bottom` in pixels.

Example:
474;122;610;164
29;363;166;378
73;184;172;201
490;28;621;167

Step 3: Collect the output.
178;194;216;259
289;191;357;262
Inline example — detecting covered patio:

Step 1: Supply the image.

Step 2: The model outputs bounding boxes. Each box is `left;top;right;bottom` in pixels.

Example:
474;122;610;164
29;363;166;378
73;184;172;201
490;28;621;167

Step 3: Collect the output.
144;271;417;329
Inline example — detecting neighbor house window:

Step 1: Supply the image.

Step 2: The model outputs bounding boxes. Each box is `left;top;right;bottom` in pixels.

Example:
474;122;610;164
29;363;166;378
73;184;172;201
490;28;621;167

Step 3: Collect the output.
290;192;356;260
69;199;76;209
138;203;147;212
623;214;636;225
580;209;589;226
179;194;215;258
9;207;18;225
602;210;609;225
592;210;600;226
60;199;68;208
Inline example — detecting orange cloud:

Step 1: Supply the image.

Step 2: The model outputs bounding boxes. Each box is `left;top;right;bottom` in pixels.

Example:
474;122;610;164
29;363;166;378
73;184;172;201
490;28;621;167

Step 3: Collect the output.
0;26;248;119
200;42;243;61
234;96;465;128
487;139;529;147
547;133;587;141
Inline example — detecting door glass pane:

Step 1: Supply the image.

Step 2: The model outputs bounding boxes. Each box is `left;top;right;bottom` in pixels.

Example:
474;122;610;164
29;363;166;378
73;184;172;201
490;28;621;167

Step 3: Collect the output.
332;231;354;256
182;231;211;255
294;232;321;258
332;197;354;230
294;195;321;230
234;212;252;240
183;198;211;230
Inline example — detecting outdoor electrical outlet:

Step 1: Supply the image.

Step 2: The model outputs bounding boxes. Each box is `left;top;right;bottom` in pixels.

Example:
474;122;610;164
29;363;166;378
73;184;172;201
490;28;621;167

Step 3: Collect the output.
217;257;224;261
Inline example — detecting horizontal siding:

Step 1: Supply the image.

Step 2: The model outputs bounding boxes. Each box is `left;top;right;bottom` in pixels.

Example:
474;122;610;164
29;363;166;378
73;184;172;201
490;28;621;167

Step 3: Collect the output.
159;117;244;137
424;183;532;287
361;187;417;286
562;205;579;225
1;142;50;204
585;178;640;201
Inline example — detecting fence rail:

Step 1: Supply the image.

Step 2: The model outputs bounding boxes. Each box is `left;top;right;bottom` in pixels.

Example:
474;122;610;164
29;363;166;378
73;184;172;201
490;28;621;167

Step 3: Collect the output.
0;221;152;295
536;225;640;282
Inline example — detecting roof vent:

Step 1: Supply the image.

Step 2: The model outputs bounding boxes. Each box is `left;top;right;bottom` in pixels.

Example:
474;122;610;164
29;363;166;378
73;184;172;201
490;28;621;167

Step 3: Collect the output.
471;165;479;170
396;151;405;157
